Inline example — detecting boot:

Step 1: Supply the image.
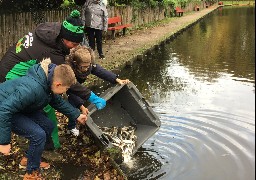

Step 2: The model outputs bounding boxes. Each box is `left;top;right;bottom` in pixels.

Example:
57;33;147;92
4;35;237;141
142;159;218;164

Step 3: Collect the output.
23;170;42;180
19;157;50;170
44;136;55;151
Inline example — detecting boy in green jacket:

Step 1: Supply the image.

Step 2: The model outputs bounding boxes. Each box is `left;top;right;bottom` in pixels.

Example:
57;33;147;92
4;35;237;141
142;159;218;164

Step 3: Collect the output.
0;58;87;179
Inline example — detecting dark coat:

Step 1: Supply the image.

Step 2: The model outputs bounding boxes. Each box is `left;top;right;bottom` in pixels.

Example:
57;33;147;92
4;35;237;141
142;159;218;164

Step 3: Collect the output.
67;63;117;108
0;22;92;100
0;63;80;145
0;22;69;82
0;22;118;107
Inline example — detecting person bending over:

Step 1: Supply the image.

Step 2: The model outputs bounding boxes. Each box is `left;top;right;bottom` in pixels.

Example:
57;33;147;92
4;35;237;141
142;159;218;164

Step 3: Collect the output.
0;58;87;180
65;45;130;133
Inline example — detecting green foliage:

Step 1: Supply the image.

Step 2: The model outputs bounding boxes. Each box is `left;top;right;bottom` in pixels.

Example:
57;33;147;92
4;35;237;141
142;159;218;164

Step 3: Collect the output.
61;0;75;8
1;0;254;13
222;1;253;5
0;0;63;13
109;0;170;8
108;0;204;8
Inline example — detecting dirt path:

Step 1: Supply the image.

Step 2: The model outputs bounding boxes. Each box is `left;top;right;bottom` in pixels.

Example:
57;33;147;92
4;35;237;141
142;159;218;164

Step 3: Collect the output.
88;5;219;84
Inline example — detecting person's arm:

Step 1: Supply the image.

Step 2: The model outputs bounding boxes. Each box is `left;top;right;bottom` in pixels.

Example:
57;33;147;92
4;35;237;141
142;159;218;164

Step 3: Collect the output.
50;94;88;127
0;84;36;146
91;64;118;83
80;105;89;115
67;93;89;115
49;94;81;121
67;92;85;109
115;78;130;85
67;82;91;102
91;64;130;85
102;5;108;31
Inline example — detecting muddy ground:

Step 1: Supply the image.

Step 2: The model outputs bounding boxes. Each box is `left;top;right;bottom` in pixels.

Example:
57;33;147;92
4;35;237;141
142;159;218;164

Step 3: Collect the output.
0;5;218;180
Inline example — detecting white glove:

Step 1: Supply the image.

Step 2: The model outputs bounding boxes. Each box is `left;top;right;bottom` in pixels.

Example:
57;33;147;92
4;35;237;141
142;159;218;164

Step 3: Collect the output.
70;128;79;136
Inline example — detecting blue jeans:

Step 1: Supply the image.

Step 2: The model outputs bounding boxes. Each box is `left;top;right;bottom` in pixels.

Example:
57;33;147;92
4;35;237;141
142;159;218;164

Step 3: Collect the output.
67;118;76;130
11;111;54;173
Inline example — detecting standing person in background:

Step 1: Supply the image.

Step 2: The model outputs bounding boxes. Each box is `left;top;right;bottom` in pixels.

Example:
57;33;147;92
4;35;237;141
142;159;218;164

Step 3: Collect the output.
102;0;108;6
83;0;108;60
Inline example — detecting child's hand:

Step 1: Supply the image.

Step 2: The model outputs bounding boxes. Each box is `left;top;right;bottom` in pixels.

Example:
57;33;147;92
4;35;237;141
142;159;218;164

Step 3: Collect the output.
80;105;89;115
116;78;130;85
0;144;11;155
77;114;87;125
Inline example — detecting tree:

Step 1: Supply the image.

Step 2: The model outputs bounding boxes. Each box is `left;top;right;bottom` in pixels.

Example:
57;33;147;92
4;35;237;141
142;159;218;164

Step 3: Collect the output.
0;0;63;13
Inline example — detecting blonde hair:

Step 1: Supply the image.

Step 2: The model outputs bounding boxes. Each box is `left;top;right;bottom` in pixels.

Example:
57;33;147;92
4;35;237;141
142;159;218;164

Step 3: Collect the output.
66;45;95;66
53;64;77;86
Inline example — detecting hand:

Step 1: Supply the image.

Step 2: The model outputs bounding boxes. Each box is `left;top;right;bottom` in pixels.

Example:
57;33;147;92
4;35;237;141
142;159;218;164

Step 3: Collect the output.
0;144;11;155
77;114;87;125
116;78;130;85
80;105;89;115
88;91;106;110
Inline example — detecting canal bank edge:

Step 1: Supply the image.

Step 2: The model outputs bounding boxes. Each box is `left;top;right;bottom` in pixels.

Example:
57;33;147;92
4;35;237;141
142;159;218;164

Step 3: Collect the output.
85;4;220;87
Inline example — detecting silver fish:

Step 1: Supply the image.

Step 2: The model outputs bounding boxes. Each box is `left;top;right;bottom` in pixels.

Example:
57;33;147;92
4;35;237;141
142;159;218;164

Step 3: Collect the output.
99;125;137;162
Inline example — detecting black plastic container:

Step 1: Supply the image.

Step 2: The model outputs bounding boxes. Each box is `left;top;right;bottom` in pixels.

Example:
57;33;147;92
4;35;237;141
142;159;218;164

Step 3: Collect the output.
86;82;161;155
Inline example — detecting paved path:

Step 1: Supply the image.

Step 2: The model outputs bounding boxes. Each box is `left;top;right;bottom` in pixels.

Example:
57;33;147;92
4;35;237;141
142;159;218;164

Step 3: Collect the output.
89;4;219;84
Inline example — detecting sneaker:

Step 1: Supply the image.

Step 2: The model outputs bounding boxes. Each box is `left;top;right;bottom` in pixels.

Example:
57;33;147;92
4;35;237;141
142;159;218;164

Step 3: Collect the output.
67;127;80;136
19;157;50;170
99;54;105;60
23;170;42;180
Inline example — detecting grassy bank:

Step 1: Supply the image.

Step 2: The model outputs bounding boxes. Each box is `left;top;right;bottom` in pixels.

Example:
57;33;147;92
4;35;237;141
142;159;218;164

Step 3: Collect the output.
222;0;255;5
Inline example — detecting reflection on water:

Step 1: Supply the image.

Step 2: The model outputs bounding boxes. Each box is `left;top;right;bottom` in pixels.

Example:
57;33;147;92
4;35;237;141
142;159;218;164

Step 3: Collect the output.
116;6;255;180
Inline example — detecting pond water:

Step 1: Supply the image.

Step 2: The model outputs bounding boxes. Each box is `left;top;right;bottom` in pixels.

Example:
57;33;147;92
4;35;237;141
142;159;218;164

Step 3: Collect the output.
112;6;255;180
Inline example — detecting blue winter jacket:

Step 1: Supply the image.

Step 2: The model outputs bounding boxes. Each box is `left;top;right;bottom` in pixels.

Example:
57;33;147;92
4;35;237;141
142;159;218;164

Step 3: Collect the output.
0;63;80;145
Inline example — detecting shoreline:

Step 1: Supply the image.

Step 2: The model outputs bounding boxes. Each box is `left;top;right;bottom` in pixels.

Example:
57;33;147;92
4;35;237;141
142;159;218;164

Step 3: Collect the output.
0;4;228;179
85;4;219;87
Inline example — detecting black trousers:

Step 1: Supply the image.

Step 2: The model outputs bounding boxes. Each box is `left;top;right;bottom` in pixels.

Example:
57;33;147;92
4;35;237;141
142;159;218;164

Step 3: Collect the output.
85;27;103;56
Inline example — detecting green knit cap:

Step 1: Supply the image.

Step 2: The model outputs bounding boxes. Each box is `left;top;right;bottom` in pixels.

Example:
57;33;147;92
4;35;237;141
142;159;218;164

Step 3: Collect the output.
60;10;84;43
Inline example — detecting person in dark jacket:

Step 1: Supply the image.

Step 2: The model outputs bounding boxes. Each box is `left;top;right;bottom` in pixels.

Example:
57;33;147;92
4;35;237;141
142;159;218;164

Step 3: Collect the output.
0;10;105;149
0;58;87;180
65;45;130;134
83;0;108;59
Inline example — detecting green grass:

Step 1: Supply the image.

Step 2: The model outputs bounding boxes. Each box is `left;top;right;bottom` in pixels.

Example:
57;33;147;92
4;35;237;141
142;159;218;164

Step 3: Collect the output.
222;1;255;5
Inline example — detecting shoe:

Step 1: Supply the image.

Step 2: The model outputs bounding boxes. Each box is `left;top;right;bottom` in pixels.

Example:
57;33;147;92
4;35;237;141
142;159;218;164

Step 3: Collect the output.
99;54;105;59
44;142;54;151
44;137;55;151
19;157;50;170
23;170;42;180
67;127;80;136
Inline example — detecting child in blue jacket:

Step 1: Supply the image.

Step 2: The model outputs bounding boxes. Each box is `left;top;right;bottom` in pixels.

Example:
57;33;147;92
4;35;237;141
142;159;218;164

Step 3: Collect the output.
0;58;87;179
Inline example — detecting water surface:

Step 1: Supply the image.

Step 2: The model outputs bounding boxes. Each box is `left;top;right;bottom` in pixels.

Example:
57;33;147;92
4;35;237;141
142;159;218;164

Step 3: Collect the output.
114;6;255;180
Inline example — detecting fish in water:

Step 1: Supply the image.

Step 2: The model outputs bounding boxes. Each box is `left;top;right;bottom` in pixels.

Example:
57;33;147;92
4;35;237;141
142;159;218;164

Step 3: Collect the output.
99;125;137;163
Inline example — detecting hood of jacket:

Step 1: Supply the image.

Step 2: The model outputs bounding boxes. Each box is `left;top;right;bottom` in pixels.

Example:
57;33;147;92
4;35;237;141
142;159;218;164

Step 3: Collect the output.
35;22;62;47
26;58;52;91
